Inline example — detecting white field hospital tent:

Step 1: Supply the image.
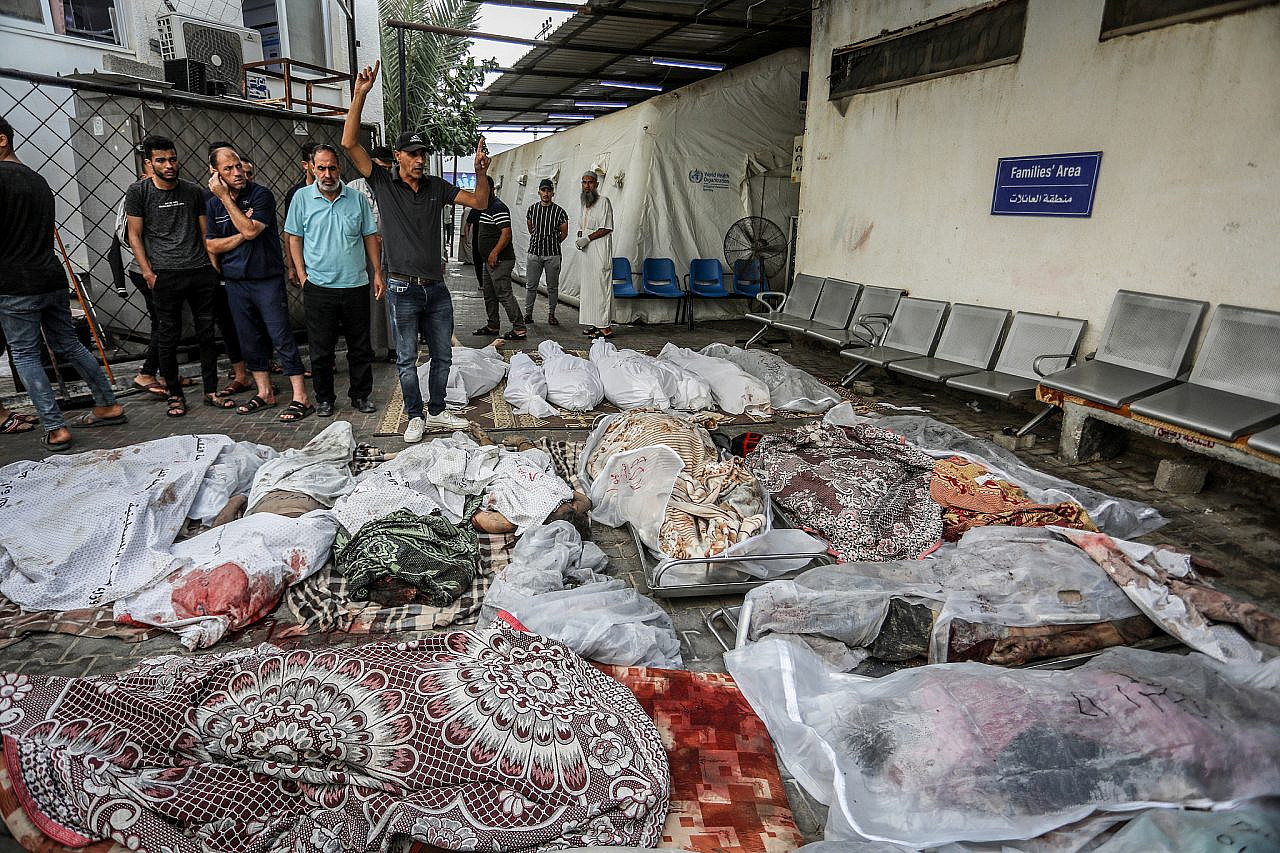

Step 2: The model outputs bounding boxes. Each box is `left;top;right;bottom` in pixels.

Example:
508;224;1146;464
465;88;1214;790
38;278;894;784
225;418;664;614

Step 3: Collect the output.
488;48;805;325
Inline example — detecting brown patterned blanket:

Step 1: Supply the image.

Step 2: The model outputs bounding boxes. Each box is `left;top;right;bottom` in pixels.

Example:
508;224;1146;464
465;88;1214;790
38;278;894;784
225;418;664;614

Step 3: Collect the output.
0;628;671;851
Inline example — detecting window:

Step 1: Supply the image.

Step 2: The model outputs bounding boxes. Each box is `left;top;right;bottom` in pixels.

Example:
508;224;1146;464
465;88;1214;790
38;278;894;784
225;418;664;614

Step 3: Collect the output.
2;0;124;44
1100;0;1275;40
830;0;1027;99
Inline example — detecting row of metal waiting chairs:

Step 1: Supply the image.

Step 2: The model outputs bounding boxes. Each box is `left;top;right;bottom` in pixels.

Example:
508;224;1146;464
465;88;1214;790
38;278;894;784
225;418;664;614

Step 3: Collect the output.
748;277;1280;451
612;257;770;326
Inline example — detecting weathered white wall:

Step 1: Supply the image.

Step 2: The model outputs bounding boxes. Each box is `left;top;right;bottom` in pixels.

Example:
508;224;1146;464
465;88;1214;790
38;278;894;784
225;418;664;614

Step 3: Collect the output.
799;0;1280;349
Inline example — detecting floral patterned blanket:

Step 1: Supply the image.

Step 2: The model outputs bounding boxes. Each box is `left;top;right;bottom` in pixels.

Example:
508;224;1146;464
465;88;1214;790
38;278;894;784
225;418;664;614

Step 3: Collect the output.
0;629;670;852
746;421;943;562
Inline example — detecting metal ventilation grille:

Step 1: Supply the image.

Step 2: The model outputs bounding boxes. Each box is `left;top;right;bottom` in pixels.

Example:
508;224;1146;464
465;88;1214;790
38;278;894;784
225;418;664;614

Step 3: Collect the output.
995;315;1084;379
933;305;1009;368
1190;306;1280;403
182;22;244;87
158;16;175;59
1098;292;1204;376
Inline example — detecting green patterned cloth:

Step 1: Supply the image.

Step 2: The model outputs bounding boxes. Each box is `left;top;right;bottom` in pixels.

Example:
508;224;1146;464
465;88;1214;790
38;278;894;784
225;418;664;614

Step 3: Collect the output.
334;496;482;604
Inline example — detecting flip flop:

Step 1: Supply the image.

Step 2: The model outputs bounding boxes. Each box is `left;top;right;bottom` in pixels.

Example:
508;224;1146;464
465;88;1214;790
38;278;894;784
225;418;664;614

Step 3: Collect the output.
131;379;167;399
279;400;315;422
69;411;128;428
1;414;36;434
40;431;74;453
166;396;187;418
237;395;276;415
219;379;255;397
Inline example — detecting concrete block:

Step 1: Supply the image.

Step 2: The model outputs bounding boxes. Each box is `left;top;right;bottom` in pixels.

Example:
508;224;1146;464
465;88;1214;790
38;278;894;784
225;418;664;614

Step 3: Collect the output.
993;431;1035;451
1155;458;1208;495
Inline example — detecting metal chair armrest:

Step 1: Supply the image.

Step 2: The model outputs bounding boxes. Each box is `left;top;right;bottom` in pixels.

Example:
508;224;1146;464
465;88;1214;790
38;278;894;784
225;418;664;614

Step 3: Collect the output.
1032;353;1078;377
754;291;787;315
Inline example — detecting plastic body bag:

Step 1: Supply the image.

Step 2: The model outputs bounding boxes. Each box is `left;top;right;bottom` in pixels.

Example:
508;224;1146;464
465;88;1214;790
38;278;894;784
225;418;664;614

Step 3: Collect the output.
742;527;1144;665
504;352;559;417
481;521;683;668
873;415;1165;538
247;420;355;509
589;338;676;409
417;344;507;406
538;340;605;411
726;639;1280;848
659;343;771;414
701;343;839;413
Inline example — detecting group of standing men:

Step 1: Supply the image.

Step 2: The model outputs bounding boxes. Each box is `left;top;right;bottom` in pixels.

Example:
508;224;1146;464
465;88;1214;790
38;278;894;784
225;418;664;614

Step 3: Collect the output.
0;57;622;450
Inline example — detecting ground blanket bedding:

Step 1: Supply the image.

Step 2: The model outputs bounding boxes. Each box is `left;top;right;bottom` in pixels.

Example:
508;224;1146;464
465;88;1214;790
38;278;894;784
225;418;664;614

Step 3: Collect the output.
0;628;670;852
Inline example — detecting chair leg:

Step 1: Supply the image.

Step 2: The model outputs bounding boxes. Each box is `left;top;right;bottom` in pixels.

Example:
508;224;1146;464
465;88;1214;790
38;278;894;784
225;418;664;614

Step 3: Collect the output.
840;363;869;385
743;324;770;349
1015;404;1057;437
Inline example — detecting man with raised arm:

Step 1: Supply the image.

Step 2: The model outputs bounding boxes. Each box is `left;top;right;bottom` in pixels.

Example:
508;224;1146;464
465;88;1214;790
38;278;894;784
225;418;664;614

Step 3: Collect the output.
342;60;492;443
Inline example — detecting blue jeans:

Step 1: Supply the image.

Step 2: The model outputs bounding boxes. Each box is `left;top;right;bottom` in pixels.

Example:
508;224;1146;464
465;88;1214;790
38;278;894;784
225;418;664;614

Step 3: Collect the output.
387;278;453;417
0;290;117;432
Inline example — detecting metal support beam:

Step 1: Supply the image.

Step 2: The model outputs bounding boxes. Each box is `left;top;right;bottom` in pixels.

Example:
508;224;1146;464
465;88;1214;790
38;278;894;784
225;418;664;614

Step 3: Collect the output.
468;0;808;31
385;19;725;63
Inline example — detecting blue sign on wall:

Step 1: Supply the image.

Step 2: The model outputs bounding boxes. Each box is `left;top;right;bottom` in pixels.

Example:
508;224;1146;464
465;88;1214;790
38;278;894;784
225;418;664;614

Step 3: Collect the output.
991;151;1102;217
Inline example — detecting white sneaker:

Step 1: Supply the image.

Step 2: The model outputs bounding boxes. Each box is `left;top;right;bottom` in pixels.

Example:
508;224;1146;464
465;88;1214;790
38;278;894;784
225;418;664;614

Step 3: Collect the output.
421;410;469;431
404;416;425;444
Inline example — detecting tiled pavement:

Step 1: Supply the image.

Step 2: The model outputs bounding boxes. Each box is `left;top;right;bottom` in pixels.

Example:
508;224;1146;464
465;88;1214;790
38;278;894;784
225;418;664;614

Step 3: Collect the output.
1;263;1277;848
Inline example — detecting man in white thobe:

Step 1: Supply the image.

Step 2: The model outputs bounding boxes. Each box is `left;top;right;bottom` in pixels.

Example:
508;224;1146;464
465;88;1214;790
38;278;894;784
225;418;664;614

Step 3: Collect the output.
575;171;615;338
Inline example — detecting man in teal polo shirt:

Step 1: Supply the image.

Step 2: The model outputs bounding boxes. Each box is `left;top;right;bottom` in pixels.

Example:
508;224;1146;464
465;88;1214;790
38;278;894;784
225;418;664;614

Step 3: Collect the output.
284;144;383;420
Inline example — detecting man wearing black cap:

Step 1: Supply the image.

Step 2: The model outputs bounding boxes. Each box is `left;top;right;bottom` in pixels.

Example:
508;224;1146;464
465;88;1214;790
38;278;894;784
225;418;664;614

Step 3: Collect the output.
342;61;491;442
524;178;568;325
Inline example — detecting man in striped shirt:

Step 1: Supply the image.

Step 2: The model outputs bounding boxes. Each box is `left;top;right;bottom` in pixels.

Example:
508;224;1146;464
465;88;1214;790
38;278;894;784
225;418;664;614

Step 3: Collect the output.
472;176;526;340
523;178;568;325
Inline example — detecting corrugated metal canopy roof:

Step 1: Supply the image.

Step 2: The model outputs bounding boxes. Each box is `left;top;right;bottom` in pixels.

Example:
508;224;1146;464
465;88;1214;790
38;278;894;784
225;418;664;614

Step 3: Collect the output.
474;0;810;129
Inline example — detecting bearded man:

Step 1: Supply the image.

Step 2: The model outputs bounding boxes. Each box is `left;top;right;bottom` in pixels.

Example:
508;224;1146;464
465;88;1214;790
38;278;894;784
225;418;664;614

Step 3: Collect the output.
575;171;615;339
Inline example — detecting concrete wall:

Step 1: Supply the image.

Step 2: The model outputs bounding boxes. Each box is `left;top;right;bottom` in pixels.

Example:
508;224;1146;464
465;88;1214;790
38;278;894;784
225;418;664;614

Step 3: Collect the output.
799;0;1280;349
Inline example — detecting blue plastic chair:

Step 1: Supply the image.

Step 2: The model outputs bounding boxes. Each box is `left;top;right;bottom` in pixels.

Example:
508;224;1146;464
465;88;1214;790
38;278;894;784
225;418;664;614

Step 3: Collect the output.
612;257;641;298
682;258;733;328
641;258;687;323
732;257;770;298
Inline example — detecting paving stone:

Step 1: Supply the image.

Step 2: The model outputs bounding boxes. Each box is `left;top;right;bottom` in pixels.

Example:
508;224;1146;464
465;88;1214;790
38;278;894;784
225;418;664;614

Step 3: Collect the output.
1155;457;1209;494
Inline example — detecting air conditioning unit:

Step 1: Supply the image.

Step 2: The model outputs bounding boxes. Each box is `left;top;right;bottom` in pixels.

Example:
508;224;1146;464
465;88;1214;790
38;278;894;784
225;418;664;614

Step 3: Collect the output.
158;13;264;93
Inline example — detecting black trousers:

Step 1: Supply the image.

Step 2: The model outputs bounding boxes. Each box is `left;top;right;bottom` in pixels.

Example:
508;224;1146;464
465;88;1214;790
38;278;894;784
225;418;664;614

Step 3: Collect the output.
128;270;160;377
304;282;373;404
152;266;219;397
211;279;244;364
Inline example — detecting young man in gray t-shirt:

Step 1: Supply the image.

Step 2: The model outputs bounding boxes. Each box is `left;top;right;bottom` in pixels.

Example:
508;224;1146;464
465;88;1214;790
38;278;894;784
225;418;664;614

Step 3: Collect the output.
124;135;225;417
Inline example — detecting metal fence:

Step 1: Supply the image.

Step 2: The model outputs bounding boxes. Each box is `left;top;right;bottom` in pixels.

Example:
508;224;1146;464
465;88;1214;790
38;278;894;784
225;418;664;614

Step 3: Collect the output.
0;67;375;363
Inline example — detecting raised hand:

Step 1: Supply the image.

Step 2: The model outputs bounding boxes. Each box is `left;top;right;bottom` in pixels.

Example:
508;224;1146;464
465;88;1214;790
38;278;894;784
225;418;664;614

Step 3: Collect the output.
474;134;491;173
355;60;380;96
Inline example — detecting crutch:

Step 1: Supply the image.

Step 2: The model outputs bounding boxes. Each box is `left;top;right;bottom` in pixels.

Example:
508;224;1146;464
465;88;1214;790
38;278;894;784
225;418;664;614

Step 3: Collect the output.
52;226;115;384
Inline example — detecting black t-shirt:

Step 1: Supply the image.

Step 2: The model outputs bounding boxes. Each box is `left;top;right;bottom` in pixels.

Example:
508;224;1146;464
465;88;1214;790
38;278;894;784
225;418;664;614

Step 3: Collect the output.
284;178;307;216
0;162;66;296
366;167;459;281
123;178;209;271
205;182;284;280
476;197;515;262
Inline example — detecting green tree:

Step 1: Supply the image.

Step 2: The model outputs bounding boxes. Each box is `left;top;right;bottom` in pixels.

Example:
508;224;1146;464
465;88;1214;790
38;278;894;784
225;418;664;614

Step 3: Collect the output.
379;0;494;155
